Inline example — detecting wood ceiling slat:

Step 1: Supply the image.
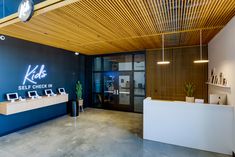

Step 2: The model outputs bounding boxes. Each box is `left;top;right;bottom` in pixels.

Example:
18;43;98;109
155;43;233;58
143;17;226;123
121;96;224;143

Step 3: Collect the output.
0;0;235;55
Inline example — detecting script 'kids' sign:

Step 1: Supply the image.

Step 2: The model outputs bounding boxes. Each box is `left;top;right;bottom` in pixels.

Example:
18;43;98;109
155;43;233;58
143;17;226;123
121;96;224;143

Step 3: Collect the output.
23;64;47;85
18;65;53;91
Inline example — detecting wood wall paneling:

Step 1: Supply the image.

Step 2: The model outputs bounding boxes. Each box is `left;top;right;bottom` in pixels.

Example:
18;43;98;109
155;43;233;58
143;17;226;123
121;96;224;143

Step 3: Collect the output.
146;46;208;102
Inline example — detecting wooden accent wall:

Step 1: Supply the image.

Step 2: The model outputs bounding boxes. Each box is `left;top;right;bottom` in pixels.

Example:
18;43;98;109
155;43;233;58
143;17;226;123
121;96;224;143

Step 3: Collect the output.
146;46;208;102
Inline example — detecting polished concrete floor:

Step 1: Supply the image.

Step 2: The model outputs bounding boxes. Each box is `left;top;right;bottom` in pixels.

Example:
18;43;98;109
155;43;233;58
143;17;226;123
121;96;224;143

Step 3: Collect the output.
0;108;231;157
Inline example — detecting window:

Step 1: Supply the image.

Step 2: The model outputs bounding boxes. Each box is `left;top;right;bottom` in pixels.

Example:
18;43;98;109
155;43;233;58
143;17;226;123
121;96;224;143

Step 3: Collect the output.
103;55;132;71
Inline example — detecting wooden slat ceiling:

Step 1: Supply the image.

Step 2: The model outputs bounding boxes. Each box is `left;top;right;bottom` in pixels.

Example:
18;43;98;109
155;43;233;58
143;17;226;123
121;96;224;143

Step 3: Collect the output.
0;0;235;55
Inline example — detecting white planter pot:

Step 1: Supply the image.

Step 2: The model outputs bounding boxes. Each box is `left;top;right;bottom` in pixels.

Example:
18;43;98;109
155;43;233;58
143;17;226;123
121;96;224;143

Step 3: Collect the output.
186;97;194;103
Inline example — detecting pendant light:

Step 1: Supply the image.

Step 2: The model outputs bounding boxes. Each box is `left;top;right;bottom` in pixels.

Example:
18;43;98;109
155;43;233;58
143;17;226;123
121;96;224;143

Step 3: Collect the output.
157;34;170;65
194;30;209;63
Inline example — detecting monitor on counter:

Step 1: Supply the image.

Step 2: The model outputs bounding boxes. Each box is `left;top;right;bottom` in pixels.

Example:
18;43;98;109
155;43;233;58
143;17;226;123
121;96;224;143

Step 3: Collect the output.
58;88;66;94
45;89;53;96
209;94;227;105
28;91;38;98
6;93;19;102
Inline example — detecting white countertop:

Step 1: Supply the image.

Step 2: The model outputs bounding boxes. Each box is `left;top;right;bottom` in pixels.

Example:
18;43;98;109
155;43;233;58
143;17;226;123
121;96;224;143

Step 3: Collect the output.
144;97;234;108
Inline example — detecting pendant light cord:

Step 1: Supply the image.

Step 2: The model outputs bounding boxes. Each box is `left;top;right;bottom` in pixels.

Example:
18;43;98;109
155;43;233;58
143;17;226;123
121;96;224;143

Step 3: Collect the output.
162;34;165;61
200;30;202;60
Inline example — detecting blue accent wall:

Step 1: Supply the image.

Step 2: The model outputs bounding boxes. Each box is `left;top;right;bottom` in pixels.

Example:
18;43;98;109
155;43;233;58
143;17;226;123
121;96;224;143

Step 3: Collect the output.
0;0;44;19
0;36;86;136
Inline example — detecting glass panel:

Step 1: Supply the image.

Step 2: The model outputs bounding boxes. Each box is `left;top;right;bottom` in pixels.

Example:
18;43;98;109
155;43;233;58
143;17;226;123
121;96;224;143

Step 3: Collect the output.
119;75;130;105
93;73;102;93
104;73;117;105
134;72;145;96
134;96;145;112
103;55;132;71
134;54;145;70
118;55;132;71
93;57;102;71
104;73;116;94
103;56;118;71
93;93;103;108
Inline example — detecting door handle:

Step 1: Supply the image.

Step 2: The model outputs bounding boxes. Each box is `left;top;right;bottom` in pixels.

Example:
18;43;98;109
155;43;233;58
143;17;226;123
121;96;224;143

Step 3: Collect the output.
113;89;119;95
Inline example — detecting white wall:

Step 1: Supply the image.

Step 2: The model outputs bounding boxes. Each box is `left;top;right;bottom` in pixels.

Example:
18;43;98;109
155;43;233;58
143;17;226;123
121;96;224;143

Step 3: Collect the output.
208;16;235;154
144;98;234;155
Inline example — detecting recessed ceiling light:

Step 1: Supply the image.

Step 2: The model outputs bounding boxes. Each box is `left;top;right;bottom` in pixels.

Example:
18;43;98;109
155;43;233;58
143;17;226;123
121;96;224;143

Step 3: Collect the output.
75;52;79;55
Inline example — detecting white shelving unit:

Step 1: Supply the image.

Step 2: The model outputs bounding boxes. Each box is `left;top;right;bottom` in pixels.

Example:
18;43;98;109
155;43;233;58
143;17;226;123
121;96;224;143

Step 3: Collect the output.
206;82;231;89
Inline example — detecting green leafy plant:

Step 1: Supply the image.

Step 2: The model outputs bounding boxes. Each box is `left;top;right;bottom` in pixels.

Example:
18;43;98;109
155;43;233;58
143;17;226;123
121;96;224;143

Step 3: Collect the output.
184;82;195;97
76;81;82;100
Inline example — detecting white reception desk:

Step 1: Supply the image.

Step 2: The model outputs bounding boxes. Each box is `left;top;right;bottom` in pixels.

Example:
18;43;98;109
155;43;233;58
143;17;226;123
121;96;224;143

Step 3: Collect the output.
143;97;234;155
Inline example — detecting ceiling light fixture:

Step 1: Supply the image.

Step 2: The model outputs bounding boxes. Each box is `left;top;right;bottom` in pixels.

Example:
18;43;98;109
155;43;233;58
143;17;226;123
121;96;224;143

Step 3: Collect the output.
194;30;209;64
75;52;79;55
18;0;34;22
0;35;5;41
157;34;170;65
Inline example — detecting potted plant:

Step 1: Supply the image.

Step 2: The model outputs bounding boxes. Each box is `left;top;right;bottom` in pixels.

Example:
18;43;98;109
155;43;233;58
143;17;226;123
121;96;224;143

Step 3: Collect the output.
76;81;83;110
184;82;195;103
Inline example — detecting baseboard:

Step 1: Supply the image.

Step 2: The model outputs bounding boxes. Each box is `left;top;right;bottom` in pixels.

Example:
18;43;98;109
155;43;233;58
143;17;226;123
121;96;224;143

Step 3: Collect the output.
233;151;235;157
0;113;66;137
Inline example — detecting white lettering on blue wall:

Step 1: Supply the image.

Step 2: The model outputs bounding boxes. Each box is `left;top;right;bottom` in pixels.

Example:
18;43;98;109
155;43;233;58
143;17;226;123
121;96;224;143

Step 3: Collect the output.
18;84;53;91
23;65;47;85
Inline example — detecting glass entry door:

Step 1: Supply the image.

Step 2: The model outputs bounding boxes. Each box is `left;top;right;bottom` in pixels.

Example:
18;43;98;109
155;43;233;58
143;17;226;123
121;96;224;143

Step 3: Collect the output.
92;53;145;113
104;72;133;111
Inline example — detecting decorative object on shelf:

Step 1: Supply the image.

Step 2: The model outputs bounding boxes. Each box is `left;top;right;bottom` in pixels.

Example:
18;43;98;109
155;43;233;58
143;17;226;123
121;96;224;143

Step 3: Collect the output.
214;75;218;84
210;68;215;83
194;30;209;63
223;78;227;86
184;82;195;103
211;68;214;77
18;0;34;22
76;81;84;112
219;73;223;85
208;68;229;88
157;34;170;65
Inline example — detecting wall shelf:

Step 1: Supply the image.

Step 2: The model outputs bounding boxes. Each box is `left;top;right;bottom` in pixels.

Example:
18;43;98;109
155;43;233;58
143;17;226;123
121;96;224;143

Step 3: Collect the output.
206;82;231;89
0;94;68;115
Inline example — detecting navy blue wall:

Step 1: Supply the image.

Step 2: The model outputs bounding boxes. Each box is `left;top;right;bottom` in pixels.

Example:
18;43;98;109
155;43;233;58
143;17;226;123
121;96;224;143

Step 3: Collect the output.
0;36;86;136
0;0;44;19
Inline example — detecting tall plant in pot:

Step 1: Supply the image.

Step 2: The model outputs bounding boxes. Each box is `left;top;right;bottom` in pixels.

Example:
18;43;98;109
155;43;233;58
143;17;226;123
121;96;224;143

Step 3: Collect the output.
184;82;195;103
76;81;83;107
